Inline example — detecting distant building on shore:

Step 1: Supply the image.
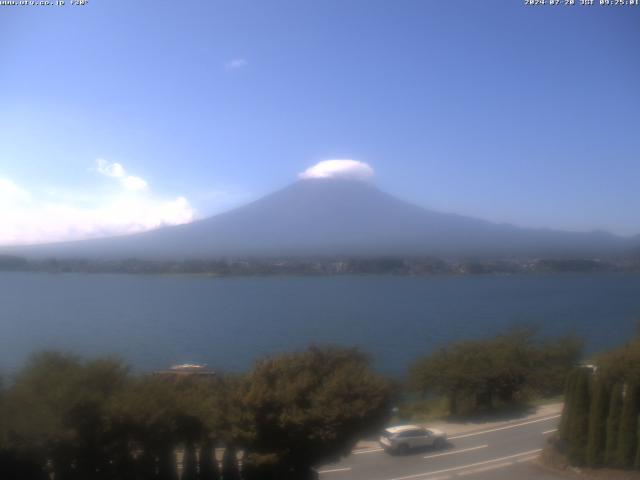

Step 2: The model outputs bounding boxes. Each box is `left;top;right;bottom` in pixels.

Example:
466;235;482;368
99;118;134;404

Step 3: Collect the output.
153;363;216;377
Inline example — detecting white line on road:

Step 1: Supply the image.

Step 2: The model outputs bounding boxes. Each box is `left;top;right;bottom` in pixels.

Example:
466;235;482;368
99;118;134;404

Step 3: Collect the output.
456;461;512;476
542;428;558;435
515;455;539;463
423;445;488;459
352;447;384;455
386;448;542;480
318;467;352;474
448;415;561;440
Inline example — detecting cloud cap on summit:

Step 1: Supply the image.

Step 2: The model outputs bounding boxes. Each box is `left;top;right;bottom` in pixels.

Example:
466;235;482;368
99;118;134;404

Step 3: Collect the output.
298;160;374;182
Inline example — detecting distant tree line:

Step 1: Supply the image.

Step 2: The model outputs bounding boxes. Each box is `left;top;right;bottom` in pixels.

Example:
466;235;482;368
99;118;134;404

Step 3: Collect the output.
0;254;636;276
558;332;640;470
0;347;394;480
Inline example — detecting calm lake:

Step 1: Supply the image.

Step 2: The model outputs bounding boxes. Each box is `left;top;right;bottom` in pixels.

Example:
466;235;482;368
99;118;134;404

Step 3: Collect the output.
1;272;640;377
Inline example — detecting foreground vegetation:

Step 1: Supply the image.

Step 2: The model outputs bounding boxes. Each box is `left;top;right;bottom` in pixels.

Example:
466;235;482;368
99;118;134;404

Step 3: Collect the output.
557;332;640;471
0;329;584;479
408;328;582;416
0;347;393;480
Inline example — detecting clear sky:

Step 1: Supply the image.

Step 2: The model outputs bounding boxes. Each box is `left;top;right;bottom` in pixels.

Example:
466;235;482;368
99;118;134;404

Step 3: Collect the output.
1;0;639;245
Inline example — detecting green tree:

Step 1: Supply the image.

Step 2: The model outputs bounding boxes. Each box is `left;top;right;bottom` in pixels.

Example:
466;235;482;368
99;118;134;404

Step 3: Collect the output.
616;383;640;469
198;441;220;480
568;368;591;466
238;346;393;479
531;334;584;397
241;453;283;480
559;369;578;443
182;444;198;480
410;328;581;415
605;383;624;466
586;376;610;467
221;446;240;480
110;377;184;480
3;352;129;480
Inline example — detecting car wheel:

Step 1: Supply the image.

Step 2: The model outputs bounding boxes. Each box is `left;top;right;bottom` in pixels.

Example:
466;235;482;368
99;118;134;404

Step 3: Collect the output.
434;438;446;449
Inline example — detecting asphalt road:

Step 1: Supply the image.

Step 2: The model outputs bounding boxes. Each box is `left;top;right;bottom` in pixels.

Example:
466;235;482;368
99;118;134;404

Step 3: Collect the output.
317;414;565;480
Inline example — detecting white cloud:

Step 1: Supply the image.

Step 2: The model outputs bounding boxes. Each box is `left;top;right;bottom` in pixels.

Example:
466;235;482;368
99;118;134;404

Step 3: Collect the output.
299;159;375;181
225;58;248;70
0;163;196;246
96;159;149;191
96;158;125;178
0;177;31;202
121;175;148;191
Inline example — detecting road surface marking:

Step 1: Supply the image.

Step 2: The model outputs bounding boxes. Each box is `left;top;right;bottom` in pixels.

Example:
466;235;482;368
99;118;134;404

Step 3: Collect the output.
448;415;561;440
423;445;488;459
456;461;512;476
515;455;539;463
542;428;558;435
386;448;542;480
352;447;384;455
318;467;352;474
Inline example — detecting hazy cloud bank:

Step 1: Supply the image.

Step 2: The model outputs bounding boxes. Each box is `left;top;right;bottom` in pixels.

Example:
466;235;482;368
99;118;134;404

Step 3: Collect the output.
0;159;195;246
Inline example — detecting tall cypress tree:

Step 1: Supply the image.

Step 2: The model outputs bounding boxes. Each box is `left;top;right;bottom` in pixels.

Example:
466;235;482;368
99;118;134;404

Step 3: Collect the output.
560;369;578;443
616;383;640;469
568;368;591;466
182;443;198;480
222;446;240;480
199;441;220;480
586;377;610;467
605;383;624;466
634;418;640;470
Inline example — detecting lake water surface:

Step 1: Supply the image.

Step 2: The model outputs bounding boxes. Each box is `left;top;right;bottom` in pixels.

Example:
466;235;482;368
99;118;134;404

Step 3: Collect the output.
1;272;640;376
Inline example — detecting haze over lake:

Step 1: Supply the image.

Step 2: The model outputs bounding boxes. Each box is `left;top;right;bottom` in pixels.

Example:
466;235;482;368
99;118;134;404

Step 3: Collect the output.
1;272;639;376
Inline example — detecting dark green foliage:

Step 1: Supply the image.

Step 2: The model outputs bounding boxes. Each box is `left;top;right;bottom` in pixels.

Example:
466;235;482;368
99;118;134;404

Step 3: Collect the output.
409;328;582;415
568;368;591;466
237;346;394;476
110;374;230;480
198;442;220;480
2;352;130;480
182;443;198;480
616;383;640;469
0;352;235;480
586;377;610;467
221;446;240;480
241;452;285;480
634;420;640;469
532;335;584;397
0;450;47;480
597;337;640;387
559;369;578;443
1;377;45;480
563;334;640;470
605;383;624;466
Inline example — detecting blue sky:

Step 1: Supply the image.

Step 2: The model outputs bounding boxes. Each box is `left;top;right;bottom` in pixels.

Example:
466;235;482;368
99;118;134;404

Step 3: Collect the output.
1;0;639;244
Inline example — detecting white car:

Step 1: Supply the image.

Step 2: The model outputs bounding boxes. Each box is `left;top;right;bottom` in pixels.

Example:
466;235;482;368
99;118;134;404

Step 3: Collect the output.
379;425;448;454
